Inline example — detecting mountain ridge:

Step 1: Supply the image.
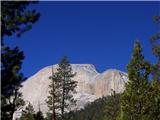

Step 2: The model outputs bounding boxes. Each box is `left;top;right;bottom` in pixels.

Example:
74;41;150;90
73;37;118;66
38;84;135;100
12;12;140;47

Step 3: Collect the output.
14;64;128;119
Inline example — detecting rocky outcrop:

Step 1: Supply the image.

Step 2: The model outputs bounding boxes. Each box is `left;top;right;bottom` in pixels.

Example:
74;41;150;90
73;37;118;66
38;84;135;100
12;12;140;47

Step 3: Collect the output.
14;64;128;119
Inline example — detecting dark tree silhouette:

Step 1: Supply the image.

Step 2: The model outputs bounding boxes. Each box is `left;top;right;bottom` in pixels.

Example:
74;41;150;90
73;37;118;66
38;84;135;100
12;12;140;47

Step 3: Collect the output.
1;1;40;44
46;56;77;120
1;1;40;120
1;46;26;120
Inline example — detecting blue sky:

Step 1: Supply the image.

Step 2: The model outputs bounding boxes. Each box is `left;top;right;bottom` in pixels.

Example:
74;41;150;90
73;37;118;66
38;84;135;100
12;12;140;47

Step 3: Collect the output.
4;1;160;77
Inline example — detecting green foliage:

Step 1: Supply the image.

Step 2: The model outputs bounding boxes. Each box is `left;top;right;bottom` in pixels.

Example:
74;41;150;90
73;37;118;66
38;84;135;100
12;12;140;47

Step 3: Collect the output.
103;91;120;120
58;56;77;118
46;56;77;120
65;97;107;120
19;103;35;120
1;46;26;120
147;15;160;120
46;64;62;120
119;41;151;120
1;47;25;96
119;17;160;120
150;16;160;61
1;1;40;120
1;1;40;42
19;102;45;120
44;112;52;120
147;71;160;120
65;94;120;120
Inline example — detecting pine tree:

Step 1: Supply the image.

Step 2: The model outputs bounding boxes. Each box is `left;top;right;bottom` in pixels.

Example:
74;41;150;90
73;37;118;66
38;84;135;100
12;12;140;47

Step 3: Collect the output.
1;47;26;120
119;41;151;120
148;64;160;120
19;102;35;120
46;56;77;120
1;2;40;119
46;65;61;120
148;15;160;119
58;56;77;120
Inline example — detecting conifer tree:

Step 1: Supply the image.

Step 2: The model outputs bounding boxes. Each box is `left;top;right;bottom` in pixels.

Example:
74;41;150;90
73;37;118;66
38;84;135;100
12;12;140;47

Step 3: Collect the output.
119;41;151;120
1;2;40;119
46;56;77;120
1;47;26;120
148;63;160;120
58;56;77;120
46;65;61;120
148;15;160;119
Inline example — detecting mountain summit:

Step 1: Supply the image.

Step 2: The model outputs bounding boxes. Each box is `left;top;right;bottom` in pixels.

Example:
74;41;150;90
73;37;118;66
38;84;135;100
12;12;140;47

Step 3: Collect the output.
14;64;128;118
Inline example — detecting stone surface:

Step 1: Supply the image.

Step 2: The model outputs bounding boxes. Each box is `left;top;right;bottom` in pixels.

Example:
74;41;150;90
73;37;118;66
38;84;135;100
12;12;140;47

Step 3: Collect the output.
14;64;128;119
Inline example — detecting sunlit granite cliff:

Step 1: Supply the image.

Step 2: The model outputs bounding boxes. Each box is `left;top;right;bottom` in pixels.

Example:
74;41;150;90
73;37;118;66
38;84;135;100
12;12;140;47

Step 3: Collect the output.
14;64;128;119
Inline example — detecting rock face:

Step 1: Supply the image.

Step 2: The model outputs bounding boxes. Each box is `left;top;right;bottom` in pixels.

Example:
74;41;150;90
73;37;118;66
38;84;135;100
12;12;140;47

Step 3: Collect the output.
14;64;128;118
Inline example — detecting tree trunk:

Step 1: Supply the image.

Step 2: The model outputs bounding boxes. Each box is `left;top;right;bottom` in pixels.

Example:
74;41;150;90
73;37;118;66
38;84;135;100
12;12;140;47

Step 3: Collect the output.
52;66;56;120
61;76;65;120
52;108;56;120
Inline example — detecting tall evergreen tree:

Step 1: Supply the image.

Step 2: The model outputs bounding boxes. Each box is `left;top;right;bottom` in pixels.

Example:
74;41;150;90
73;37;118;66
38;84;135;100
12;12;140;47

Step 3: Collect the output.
1;1;40;119
119;41;151;120
46;56;77;120
148;15;160;119
1;47;26;120
46;65;62;120
58;56;77;120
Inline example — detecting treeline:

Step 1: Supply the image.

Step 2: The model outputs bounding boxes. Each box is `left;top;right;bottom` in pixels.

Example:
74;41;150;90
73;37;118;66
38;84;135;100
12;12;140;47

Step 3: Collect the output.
19;92;120;120
65;92;120;120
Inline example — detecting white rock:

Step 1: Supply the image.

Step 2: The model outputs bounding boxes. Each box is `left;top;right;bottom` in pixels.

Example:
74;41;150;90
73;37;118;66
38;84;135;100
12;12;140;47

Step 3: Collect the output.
13;64;128;119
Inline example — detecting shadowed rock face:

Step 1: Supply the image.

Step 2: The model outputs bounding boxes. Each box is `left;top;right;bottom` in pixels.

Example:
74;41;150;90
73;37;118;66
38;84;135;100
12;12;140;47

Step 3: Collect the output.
14;64;128;118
